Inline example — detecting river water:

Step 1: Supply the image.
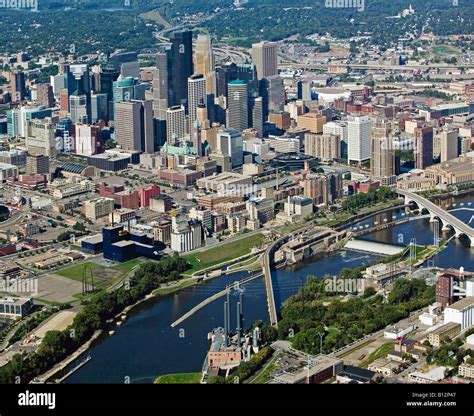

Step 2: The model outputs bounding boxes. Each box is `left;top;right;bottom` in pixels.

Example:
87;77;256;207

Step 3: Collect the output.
66;193;474;383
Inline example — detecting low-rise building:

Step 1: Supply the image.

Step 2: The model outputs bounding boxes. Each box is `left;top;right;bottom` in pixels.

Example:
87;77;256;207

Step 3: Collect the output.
458;363;474;379
0;297;33;317
428;322;461;347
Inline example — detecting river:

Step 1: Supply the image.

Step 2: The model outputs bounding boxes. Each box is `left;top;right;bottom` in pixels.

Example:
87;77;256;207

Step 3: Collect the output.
66;192;474;383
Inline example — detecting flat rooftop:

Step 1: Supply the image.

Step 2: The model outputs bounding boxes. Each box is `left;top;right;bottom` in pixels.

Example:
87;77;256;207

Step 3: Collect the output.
446;297;474;311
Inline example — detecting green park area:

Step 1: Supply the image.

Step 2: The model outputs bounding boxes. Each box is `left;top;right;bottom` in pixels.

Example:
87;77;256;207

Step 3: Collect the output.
154;373;201;384
184;233;265;274
55;259;142;291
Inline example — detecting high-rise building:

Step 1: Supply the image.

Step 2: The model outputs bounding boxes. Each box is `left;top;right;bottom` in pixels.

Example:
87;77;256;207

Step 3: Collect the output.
251;41;278;80
109;51;140;78
259;75;285;120
115;100;154;153
68;64;91;120
304;133;341;161
74;124;101;156
297;79;312;101
166;105;186;144
91;92;109;122
69;93;89;124
194;34;216;95
26;118;57;158
217;129;243;168
7;106;52;138
216;63;238;97
152;52;169;120
249;96;263;138
168;30;193;107
414;126;434;169
439;129;458;162
347;115;372;164
36;84;54;108
227;80;248;132
370;120;396;186
26;154;49;175
112;76;147;119
188;74;207;137
56;119;73;155
11;71;26;102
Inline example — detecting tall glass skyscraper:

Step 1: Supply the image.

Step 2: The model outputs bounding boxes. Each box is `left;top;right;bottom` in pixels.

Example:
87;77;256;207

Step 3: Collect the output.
168;30;193;107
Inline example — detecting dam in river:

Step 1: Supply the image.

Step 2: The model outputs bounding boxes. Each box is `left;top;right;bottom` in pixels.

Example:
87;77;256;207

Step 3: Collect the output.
344;239;406;256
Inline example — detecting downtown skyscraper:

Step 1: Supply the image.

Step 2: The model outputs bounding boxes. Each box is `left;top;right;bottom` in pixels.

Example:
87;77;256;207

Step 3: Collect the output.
168;30;193;107
194;34;216;96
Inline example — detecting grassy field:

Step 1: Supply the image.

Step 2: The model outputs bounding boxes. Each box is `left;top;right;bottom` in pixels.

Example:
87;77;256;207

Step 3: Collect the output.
184;233;265;274
360;342;394;367
154;373;201;384
56;259;142;292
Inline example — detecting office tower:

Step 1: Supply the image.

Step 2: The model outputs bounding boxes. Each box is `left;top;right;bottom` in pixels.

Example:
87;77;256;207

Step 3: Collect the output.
259;75;285;120
251;41;278;80
50;74;67;98
439;129;458;162
26;118;57;158
68;64;91;119
74;124;101;157
236;64;259;97
347;115;372;164
304;133;341;161
7;106;52;138
168;30;193;107
194;34;216;95
370;120;396;186
297;79;312;101
11;71;26;101
91;93;109;122
37;84;54;108
26;154;49;175
69;93;89;124
217;129;243;168
115;100;154;153
323;121;348;144
98;67;120;118
109;51;140;78
249;96;263;138
59;88;69;113
188;74;207;136
112;76;147;119
216;63;238;97
414;126;434;169
56;118;73;155
166;105;186;144
152;51;169;120
227;80;248;132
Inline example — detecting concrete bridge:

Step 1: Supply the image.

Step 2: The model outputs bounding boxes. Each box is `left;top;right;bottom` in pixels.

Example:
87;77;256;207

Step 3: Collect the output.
398;190;474;247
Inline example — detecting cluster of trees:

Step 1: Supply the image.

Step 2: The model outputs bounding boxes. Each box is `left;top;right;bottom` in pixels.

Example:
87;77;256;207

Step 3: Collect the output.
342;187;398;214
427;338;474;370
203;0;473;48
275;277;434;356
0;255;189;384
